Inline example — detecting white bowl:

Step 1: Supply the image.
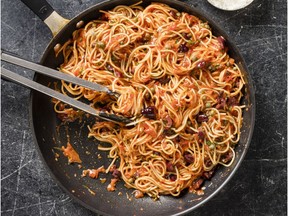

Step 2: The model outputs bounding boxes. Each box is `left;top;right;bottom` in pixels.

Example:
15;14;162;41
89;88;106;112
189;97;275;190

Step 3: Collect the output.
207;0;254;11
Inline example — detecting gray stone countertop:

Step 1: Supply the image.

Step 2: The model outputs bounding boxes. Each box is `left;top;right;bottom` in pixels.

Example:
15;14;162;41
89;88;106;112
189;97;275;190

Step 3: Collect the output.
1;0;287;215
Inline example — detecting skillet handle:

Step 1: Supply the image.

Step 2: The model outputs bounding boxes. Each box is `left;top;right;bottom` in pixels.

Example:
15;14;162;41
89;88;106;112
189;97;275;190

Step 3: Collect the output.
21;0;69;37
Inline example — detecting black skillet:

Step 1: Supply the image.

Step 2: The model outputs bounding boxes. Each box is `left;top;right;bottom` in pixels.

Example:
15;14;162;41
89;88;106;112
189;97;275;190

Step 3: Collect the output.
19;0;256;215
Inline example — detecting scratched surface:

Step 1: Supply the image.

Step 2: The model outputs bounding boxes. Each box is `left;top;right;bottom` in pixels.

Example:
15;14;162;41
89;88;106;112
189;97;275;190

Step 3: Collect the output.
1;0;287;215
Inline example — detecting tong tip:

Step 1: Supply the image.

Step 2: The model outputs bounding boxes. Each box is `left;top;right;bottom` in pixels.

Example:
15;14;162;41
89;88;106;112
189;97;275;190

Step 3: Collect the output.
107;90;120;99
98;111;132;125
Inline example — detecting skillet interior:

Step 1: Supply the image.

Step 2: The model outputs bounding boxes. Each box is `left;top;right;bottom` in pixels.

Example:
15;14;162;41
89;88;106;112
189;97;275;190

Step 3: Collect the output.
30;0;255;215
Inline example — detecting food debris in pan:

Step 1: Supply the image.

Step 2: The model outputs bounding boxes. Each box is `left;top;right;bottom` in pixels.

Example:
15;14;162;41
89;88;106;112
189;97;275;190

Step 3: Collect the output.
61;142;82;164
81;166;106;179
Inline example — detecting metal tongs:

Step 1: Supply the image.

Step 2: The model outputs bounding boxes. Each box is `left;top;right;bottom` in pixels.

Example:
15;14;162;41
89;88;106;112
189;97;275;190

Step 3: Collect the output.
0;51;132;124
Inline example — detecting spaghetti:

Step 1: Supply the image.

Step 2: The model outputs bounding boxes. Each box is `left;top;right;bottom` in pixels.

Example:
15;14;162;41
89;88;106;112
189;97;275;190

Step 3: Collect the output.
54;2;245;199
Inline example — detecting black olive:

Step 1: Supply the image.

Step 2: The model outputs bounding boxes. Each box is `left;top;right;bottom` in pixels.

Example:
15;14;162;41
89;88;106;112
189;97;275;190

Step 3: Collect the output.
184;152;194;164
175;135;181;142
112;169;121;179
178;44;189;53
106;64;114;72
181;32;190;40
185;127;195;134
197;60;206;68
166;161;175;172
198;131;205;140
217;36;225;50
163;129;175;136
158;75;170;84
141;106;156;119
169;174;177;181
197;114;208;123
169;10;177;19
